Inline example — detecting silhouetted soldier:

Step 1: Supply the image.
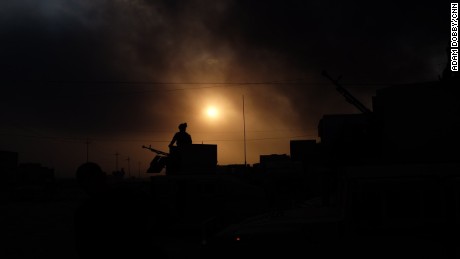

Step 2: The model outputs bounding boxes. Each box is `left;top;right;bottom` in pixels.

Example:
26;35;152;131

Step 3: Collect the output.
168;122;192;148
167;123;192;174
74;162;168;259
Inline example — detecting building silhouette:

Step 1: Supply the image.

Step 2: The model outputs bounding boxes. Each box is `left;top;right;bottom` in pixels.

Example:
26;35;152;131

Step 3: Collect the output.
203;76;460;258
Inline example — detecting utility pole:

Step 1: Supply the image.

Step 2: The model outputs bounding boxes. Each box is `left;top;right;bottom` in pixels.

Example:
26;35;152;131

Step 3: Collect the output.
126;156;131;178
243;95;247;167
114;152;119;172
85;138;90;162
138;161;141;178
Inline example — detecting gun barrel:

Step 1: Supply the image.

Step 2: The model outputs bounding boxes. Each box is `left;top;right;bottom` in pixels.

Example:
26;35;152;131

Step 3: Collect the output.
322;70;372;114
142;145;169;156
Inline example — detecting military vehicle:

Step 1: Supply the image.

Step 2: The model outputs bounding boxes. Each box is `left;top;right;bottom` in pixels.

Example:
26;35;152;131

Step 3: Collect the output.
202;71;460;258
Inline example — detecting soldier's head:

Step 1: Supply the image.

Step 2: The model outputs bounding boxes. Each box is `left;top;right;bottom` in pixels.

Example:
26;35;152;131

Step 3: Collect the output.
178;123;187;132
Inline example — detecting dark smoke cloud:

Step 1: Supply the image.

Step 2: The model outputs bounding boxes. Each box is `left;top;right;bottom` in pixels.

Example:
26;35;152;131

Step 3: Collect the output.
0;0;450;173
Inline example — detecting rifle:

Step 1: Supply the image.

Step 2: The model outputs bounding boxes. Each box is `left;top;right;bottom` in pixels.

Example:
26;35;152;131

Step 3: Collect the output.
142;145;169;156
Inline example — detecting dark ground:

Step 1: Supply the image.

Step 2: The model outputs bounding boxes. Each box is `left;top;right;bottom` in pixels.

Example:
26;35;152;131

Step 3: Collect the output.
1;179;205;259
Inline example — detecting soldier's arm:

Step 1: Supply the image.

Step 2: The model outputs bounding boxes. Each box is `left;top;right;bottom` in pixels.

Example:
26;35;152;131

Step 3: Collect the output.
169;134;177;147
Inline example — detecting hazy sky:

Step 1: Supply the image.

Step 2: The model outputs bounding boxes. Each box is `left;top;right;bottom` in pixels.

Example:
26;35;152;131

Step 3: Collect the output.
0;0;450;177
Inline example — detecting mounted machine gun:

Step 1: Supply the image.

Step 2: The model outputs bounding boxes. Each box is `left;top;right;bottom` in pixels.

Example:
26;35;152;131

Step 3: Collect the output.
142;145;169;173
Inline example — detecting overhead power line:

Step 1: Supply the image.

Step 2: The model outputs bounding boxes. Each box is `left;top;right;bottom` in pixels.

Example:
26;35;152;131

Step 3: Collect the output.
2;79;393;88
0;131;316;144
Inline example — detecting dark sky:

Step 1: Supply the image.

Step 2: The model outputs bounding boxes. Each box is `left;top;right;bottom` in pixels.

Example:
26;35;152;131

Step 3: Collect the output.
0;0;451;177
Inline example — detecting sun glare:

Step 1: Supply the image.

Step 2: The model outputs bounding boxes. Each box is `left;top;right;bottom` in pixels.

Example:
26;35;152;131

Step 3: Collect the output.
206;107;219;118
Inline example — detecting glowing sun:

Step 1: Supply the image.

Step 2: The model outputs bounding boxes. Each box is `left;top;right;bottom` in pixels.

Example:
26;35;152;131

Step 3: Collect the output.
206;107;219;118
